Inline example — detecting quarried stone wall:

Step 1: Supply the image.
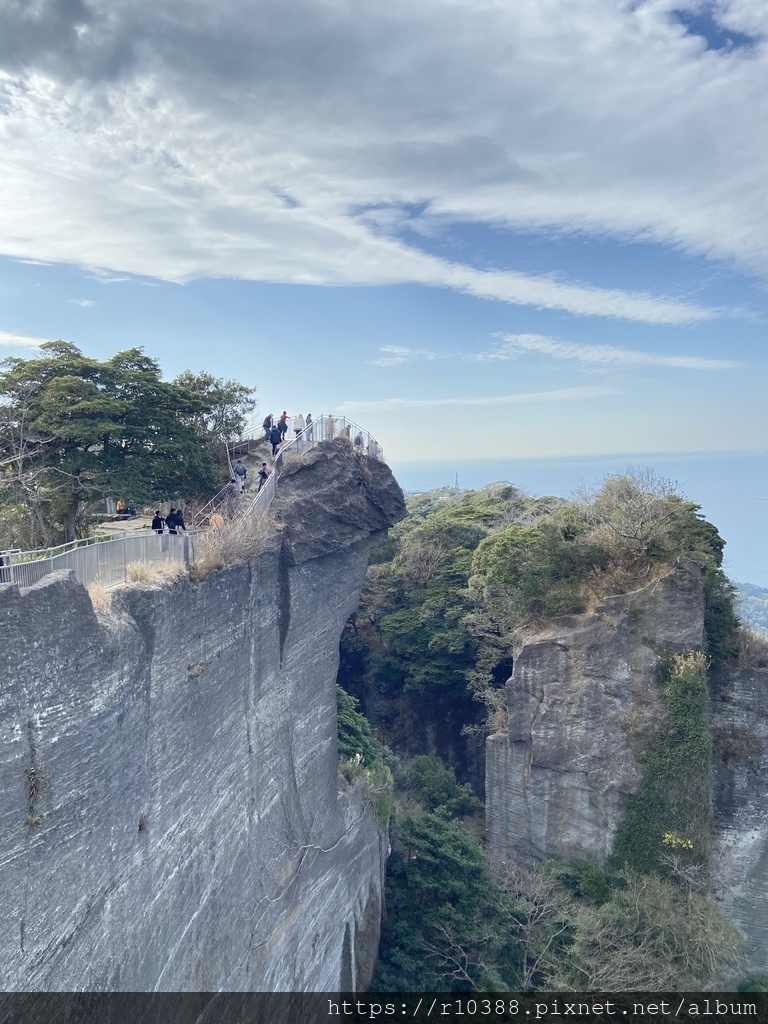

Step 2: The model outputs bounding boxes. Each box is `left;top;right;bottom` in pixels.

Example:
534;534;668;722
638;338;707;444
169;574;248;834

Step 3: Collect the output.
0;442;406;991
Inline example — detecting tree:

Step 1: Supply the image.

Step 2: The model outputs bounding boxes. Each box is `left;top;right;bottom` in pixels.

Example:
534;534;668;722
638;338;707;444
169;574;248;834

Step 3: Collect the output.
0;343;254;544
172;370;256;442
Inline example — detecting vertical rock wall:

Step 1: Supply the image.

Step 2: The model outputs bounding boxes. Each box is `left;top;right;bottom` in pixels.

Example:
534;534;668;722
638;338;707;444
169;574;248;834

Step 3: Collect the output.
485;567;705;868
711;666;768;975
0;442;406;992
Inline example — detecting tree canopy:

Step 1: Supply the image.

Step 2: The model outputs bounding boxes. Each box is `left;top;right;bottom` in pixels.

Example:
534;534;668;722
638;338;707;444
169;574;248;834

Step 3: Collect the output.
0;342;256;545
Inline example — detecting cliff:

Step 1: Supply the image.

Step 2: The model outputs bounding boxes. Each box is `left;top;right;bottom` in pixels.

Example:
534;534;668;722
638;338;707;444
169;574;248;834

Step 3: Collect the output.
711;665;768;975
0;441;406;991
486;565;705;867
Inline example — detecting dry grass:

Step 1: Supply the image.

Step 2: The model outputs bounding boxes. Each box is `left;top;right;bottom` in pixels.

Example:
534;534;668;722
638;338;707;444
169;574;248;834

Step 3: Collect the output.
191;513;270;580
737;626;768;670
88;581;112;615
125;559;188;584
280;452;307;471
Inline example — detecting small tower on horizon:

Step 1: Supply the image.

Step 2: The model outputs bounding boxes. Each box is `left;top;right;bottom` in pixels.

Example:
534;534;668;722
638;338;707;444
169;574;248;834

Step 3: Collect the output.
454;472;459;493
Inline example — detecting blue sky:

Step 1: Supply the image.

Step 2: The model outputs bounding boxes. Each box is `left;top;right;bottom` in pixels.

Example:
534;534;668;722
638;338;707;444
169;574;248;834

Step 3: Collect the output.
0;0;766;577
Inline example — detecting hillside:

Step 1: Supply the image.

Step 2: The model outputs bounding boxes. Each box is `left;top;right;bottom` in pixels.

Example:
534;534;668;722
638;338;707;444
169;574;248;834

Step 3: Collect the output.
337;473;767;991
735;582;768;635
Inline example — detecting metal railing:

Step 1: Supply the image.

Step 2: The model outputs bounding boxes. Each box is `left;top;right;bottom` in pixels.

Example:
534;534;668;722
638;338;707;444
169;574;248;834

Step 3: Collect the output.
0;531;201;590
239;415;383;519
0;415;384;591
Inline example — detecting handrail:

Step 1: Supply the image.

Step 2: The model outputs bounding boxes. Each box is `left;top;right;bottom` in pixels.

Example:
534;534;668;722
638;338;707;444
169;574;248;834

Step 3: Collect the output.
193;481;235;528
235;414;383;520
0;414;385;589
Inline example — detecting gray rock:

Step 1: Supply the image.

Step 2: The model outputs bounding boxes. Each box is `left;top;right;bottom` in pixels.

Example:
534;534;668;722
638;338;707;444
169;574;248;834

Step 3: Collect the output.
711;666;768;975
272;439;407;565
0;443;405;992
486;565;705;868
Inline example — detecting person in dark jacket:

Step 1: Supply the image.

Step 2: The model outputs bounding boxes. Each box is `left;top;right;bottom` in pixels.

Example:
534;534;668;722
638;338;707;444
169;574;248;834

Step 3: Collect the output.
262;413;273;440
257;463;272;492
174;508;186;532
166;508;178;535
269;424;282;456
151;511;165;534
278;411;289;442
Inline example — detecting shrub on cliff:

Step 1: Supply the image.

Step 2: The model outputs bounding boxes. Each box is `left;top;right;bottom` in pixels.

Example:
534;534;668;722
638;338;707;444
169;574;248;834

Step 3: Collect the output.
609;651;713;878
504;863;742;991
190;513;270;579
337;687;393;827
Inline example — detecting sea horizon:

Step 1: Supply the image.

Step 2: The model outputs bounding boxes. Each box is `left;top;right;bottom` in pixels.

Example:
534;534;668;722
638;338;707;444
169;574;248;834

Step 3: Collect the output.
389;448;768;589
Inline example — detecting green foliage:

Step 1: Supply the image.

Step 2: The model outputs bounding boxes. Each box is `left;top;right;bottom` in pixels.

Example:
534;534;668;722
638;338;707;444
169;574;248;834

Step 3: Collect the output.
548;857;611;904
0;343;255;544
608;652;713;876
525;865;743;991
336;685;384;766
471;515;600;622
374;810;520;991
337;687;393;828
405;754;482;818
172;370;256;443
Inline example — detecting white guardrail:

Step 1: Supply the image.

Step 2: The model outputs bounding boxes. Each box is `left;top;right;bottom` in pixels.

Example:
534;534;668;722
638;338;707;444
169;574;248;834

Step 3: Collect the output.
0;415;383;590
0;531;202;590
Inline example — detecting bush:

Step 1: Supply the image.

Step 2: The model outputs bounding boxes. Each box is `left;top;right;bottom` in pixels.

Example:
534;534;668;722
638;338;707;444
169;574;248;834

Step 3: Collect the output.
405;753;482;818
125;560;187;584
337;686;384;766
737;627;768;669
499;862;743;992
88;581;112;614
190;514;269;579
609;651;713;877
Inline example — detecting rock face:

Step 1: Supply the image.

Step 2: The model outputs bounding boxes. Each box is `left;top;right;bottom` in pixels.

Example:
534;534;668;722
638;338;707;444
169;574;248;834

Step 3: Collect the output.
273;438;407;565
0;442;406;991
486;566;705;867
710;666;768;975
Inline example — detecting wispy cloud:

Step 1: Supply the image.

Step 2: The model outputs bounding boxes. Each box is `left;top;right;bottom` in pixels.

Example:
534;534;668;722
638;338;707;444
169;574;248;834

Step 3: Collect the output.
476;333;742;370
0;330;46;348
1;0;762;323
86;271;131;284
69;298;95;307
339;385;618;413
371;345;437;367
13;258;53;267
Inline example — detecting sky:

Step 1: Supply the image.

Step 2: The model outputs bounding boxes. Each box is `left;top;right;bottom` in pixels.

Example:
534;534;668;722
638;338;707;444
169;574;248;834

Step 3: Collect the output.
0;0;766;578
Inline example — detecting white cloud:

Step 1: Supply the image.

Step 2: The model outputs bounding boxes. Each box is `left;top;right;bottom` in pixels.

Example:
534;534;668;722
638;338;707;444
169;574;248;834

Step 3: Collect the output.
339;385;618;413
69;298;95;307
371;345;437;367
477;333;743;369
0;330;46;349
0;1;765;321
